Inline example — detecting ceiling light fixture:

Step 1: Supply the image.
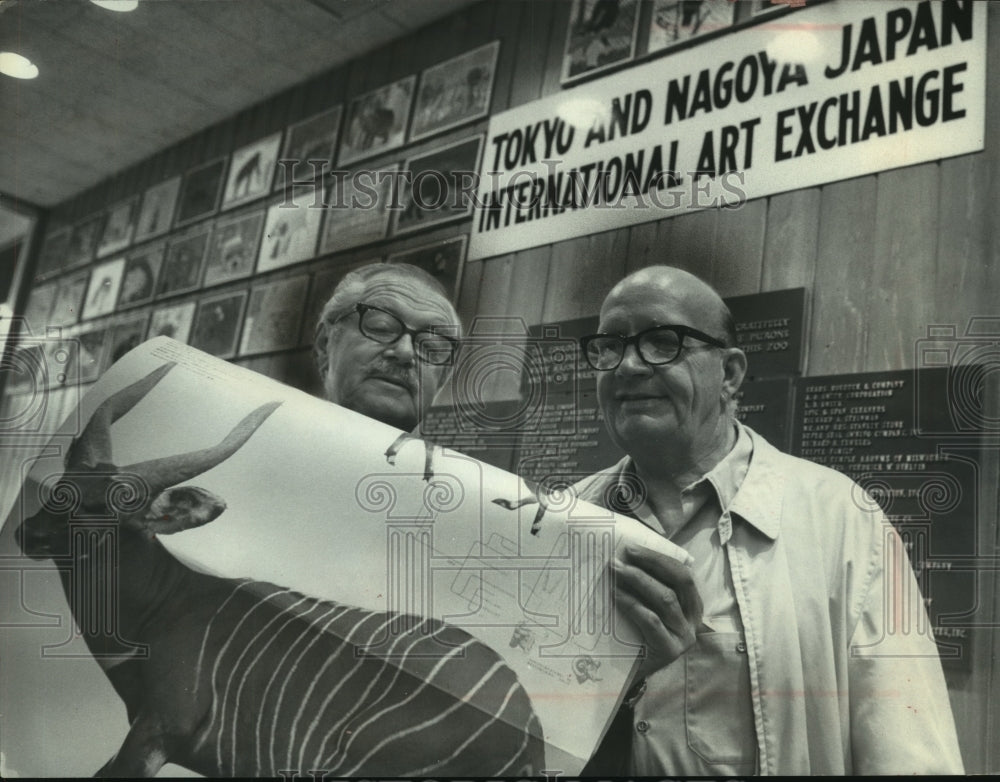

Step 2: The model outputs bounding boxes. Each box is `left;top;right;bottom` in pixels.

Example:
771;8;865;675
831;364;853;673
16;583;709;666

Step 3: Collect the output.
0;52;39;80
90;0;139;12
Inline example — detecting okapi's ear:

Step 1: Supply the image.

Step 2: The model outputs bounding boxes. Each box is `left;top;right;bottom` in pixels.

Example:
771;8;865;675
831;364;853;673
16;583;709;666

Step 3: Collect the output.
137;485;227;536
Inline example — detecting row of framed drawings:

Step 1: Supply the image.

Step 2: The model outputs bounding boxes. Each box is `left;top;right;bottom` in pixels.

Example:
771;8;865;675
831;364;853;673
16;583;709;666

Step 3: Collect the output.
563;0;793;84
13;235;469;394
29;134;484;327
34;40;500;281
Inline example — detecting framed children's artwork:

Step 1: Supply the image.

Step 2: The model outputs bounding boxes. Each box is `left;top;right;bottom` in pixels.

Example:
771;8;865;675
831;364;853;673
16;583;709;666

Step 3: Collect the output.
387;235;467;302
300;258;382;347
158;226;211;298
239;275;309;356
34;227;72;281
561;0;641;84
81;257;126;321
276;106;343;190
134;175;182;242
393;135;483;235
175;157;227;227
48;269;91;327
222;132;283;211
66;214;106;269
410;42;500;143
338;76;416;166
21;281;58;333
257;189;324;273
117;244;165;310
103;310;149;371
189;289;248;359
73;324;110;383
647;0;735;52
148;300;196;344
97;196;139;258
203;209;265;287
319;164;398;255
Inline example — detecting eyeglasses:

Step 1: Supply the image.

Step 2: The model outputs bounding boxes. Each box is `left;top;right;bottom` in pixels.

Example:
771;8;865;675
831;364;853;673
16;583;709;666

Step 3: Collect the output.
579;324;728;371
333;302;458;366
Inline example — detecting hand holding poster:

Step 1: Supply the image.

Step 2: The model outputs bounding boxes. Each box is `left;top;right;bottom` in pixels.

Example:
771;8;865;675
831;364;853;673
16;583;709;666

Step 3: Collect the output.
1;337;692;777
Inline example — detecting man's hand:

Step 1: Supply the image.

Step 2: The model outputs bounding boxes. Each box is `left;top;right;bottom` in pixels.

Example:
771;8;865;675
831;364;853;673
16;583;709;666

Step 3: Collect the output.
611;544;703;680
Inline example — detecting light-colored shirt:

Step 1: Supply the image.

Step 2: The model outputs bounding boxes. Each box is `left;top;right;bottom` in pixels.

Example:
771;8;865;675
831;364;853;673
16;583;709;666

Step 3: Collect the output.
574;423;964;776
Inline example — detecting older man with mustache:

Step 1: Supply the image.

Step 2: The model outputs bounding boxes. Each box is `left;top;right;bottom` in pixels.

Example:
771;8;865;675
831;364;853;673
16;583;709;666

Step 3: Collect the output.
313;263;461;432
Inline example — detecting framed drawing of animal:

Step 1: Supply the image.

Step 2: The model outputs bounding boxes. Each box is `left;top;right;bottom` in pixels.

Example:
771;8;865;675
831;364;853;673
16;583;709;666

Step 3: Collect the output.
561;0;641;85
134;175;182;243
339;76;416;166
276;106;343;190
410;41;499;143
204;209;265;287
176;157;228;228
393;134;483;236
223;133;284;211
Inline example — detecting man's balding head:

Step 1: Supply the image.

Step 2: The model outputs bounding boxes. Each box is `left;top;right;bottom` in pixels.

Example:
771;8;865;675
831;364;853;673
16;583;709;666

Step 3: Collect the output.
603;266;736;349
594;265;747;481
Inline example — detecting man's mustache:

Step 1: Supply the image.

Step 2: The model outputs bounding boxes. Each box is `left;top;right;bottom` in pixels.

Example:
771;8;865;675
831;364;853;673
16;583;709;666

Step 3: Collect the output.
367;361;418;393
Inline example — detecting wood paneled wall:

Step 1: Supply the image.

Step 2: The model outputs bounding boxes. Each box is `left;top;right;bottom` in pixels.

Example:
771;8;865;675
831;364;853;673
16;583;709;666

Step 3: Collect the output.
5;0;998;772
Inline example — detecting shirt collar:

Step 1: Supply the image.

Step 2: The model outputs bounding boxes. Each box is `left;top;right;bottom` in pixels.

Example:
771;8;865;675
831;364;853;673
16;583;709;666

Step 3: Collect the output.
695;421;753;512
727;423;783;540
608;421;782;540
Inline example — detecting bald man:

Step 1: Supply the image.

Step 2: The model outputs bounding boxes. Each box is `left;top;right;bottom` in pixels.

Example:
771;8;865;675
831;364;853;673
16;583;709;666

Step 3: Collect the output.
576;266;963;775
313;263;461;431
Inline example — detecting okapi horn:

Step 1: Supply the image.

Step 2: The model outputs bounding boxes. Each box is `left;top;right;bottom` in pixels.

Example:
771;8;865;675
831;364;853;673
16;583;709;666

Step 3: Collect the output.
124;401;282;497
66;362;177;470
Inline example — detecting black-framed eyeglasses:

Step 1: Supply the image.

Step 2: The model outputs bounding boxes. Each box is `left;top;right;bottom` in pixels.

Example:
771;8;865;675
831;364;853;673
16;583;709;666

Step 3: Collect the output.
579;324;728;371
332;303;458;366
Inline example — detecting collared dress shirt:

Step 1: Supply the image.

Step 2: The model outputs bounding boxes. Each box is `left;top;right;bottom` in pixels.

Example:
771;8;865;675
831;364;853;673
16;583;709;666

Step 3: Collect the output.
574;424;964;776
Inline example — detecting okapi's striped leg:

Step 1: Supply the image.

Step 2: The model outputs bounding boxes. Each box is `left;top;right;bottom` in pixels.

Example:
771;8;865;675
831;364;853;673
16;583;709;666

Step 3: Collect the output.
95;713;169;778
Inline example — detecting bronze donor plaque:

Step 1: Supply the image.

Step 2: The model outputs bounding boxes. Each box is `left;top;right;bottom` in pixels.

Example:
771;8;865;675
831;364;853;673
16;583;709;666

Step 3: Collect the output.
420;399;525;474
513;389;624;487
791;368;986;669
725;287;806;380
736;377;793;452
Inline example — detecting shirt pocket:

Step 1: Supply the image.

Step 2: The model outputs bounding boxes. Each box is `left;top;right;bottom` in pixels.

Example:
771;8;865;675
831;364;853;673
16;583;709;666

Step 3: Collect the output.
684;631;756;766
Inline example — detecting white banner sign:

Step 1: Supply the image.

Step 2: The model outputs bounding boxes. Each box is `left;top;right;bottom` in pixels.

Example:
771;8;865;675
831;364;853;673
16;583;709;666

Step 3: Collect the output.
468;0;986;260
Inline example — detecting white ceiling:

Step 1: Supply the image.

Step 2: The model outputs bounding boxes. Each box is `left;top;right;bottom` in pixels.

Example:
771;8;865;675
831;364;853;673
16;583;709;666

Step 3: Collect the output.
0;0;479;209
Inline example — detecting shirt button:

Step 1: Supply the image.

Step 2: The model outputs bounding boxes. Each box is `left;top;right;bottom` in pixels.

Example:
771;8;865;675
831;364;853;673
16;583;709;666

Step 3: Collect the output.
636;720;650;734
736;640;747;654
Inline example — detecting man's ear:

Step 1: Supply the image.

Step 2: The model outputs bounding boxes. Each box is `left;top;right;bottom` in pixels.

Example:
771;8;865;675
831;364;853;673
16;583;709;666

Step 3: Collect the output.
721;347;748;402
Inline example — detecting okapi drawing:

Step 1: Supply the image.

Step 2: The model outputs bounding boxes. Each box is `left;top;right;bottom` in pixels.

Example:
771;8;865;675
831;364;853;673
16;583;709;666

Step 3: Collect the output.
13;362;545;777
